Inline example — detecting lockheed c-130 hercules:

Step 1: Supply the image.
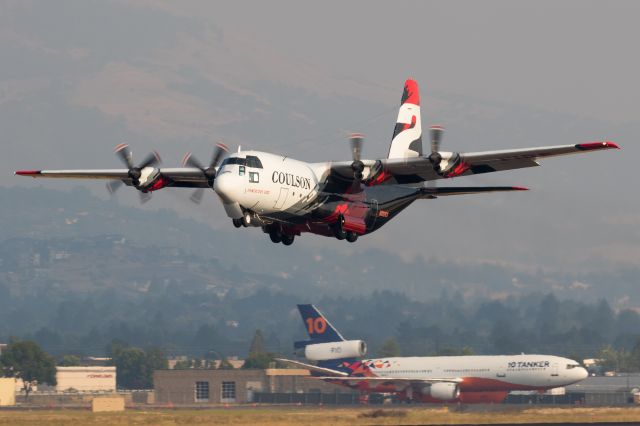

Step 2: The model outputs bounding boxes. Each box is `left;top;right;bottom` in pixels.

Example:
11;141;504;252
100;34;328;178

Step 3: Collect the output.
16;79;619;246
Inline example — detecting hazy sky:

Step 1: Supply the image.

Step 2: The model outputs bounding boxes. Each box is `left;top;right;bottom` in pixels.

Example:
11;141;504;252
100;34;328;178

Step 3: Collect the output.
2;0;638;271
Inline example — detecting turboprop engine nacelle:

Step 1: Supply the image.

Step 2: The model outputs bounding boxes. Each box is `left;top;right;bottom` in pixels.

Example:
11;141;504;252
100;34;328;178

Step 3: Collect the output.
421;382;460;401
304;340;367;361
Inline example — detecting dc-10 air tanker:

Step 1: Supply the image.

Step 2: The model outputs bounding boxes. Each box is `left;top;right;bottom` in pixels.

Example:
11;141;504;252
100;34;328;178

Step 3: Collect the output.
16;79;618;246
277;305;588;404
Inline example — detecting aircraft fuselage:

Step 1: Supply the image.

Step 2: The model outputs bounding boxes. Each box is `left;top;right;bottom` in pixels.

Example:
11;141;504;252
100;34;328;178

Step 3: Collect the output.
213;150;419;241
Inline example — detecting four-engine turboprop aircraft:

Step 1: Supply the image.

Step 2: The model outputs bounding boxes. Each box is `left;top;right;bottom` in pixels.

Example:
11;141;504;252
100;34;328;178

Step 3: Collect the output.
15;79;618;245
277;305;589;404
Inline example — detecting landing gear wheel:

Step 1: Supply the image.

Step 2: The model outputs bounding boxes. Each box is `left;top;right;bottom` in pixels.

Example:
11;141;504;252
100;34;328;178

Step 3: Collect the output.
242;212;251;227
281;234;295;246
346;231;358;243
334;216;346;240
232;218;242;228
269;230;282;244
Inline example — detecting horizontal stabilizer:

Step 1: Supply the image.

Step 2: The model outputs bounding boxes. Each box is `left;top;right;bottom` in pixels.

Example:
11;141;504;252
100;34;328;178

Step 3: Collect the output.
420;186;528;198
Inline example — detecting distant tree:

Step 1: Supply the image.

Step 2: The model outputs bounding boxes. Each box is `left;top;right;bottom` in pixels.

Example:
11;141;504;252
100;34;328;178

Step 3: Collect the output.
242;352;275;369
173;359;191;370
436;346;475;356
596;345;631;373
378;337;401;358
109;345;167;389
217;358;235;370
0;340;56;399
249;330;266;356
57;355;81;366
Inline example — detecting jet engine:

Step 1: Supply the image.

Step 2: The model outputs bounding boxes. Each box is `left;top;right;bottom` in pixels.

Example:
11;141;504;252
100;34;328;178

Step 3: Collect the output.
422;382;460;401
304;340;367;361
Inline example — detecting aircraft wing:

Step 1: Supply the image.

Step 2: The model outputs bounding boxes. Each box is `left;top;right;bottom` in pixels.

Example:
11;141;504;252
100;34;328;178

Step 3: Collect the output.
377;141;619;185
275;358;462;390
15;168;210;188
274;358;349;377
314;376;463;387
419;186;528;198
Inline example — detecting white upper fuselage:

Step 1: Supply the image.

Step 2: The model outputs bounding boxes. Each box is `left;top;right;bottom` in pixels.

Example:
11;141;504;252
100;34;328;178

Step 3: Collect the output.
361;354;587;390
213;150;327;217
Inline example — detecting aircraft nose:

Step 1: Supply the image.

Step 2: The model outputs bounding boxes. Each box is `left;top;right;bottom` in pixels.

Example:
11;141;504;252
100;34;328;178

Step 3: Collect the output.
577;367;588;380
214;172;235;202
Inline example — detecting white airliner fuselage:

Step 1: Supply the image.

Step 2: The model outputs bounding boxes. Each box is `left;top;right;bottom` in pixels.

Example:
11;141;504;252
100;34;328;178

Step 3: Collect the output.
280;304;589;404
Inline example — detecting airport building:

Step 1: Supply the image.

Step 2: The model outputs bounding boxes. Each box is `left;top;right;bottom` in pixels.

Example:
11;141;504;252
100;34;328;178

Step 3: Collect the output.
154;368;353;404
55;366;116;392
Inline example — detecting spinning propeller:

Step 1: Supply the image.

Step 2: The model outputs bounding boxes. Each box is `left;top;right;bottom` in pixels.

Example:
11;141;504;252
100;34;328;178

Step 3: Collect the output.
349;133;365;181
425;125;444;195
182;142;229;204
428;125;444;173
107;143;161;204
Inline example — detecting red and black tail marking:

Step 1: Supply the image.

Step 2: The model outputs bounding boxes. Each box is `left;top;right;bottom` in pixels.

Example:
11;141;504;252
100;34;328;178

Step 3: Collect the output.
388;79;423;159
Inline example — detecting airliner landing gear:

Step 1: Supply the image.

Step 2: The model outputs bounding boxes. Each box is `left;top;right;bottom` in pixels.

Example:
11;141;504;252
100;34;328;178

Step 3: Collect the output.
281;234;295;246
232;218;242;228
345;231;358;243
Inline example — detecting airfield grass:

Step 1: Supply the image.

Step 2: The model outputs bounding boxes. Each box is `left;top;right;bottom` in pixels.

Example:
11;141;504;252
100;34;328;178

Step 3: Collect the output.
2;406;640;425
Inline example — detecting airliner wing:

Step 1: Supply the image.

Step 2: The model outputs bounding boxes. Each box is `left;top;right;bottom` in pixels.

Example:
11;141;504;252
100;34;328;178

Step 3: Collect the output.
376;141;619;185
274;358;349;377
275;358;462;388
15;168;209;188
315;376;462;384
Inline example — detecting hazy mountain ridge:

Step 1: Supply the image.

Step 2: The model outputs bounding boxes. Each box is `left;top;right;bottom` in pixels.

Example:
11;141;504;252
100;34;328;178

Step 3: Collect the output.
2;186;638;307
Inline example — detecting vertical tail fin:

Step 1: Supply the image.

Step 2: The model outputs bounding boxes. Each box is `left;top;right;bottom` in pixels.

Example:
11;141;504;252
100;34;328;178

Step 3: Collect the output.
297;304;345;343
387;79;423;159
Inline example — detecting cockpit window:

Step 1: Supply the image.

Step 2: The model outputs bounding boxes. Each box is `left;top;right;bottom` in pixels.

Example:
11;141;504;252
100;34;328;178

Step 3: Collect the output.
220;157;246;167
245;156;263;168
220;156;263;168
566;363;581;369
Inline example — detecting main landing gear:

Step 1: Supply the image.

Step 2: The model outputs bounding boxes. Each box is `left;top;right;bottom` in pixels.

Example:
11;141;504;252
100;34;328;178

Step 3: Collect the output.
266;225;295;246
333;217;358;243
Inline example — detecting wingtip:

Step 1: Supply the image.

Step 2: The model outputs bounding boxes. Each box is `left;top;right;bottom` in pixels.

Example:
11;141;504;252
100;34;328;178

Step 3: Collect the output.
576;141;619;150
15;170;41;176
512;186;529;191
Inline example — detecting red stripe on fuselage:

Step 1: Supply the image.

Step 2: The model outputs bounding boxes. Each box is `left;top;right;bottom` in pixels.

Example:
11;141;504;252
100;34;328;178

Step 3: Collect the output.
327;375;556;403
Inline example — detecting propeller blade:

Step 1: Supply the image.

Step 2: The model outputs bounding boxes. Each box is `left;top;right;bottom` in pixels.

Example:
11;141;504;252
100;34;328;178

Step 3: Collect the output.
349;133;363;162
114;143;134;169
139;192;152;204
183;152;205;170
349;133;365;181
430;125;444;153
106;180;123;194
137;151;161;169
190;188;205;204
211;142;229;168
